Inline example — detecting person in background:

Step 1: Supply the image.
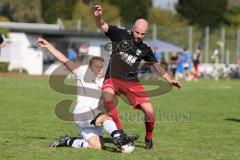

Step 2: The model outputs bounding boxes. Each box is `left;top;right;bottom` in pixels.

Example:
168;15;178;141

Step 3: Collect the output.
175;52;185;80
183;48;193;81
236;58;240;78
68;47;77;62
170;52;178;79
0;34;6;57
160;53;168;72
150;48;162;79
192;48;202;81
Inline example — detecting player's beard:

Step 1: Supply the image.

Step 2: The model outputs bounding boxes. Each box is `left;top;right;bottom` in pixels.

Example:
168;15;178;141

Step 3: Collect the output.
134;37;142;43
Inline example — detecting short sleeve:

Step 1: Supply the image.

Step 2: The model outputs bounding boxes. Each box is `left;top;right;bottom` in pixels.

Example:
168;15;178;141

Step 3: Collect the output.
105;25;121;42
143;48;158;64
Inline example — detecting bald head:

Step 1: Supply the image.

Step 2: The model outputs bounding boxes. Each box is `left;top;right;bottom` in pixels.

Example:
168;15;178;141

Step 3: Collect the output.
134;19;148;31
132;19;148;43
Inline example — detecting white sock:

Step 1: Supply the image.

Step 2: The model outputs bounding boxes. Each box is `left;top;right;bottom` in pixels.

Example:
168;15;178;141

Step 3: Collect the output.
103;120;120;138
70;139;89;149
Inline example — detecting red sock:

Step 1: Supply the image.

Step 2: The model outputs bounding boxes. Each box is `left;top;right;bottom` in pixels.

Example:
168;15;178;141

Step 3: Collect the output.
144;113;155;141
104;100;123;130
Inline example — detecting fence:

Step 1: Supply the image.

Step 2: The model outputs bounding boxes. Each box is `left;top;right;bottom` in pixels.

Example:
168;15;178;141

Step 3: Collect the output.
61;18;240;64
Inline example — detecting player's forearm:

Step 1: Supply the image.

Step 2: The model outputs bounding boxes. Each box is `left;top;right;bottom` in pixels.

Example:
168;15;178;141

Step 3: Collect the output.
95;16;108;32
153;63;173;82
95;15;101;27
46;45;68;64
153;63;166;76
161;72;173;83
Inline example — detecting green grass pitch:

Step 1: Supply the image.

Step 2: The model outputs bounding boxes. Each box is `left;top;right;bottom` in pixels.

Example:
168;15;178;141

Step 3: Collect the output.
0;77;239;160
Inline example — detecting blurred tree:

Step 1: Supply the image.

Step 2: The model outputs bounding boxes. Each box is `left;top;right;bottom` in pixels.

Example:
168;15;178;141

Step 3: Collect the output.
0;0;43;22
106;0;152;25
72;1;94;31
148;7;188;27
228;0;240;9
41;0;78;23
225;7;240;27
176;0;228;28
100;2;120;24
0;0;12;20
0;16;9;22
147;7;189;48
73;1;120;31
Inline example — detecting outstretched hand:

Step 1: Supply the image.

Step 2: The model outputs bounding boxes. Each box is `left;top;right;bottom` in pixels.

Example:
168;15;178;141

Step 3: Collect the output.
170;80;182;89
37;38;50;48
93;5;103;16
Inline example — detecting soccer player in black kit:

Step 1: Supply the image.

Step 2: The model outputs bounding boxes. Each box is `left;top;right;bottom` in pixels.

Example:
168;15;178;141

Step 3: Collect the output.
94;4;181;149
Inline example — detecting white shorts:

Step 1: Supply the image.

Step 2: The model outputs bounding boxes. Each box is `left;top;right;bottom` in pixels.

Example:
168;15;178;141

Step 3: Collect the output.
73;105;103;128
79;127;103;141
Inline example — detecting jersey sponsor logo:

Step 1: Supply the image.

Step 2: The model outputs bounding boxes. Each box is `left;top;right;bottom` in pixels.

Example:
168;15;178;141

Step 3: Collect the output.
118;26;126;30
123;40;128;45
127;29;132;35
119;51;137;66
119;40;133;51
136;49;142;56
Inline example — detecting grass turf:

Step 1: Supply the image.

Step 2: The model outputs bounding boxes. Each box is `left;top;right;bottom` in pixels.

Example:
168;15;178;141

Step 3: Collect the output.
0;77;239;160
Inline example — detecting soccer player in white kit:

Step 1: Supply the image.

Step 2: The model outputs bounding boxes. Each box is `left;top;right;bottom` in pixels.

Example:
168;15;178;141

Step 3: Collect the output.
37;38;137;150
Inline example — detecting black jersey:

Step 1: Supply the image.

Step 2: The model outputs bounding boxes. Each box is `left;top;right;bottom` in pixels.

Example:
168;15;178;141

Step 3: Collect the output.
0;34;3;56
0;34;3;44
105;25;157;81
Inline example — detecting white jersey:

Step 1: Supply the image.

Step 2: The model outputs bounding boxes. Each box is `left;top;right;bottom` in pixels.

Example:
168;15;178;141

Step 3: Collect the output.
73;65;104;128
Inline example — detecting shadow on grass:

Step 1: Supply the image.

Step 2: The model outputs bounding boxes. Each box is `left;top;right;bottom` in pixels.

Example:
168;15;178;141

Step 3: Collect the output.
102;137;119;153
23;136;145;152
103;137;146;150
225;118;240;123
134;144;146;149
102;137;113;144
102;146;119;153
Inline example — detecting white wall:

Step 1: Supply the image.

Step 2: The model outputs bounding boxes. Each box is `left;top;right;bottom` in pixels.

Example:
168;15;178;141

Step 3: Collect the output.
88;41;102;56
44;40;110;76
0;33;43;75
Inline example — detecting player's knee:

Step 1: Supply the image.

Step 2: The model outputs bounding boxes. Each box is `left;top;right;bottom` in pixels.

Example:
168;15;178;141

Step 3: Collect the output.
145;108;154;115
103;93;113;101
140;103;154;114
103;89;114;101
90;142;102;150
99;114;112;121
95;114;112;127
101;115;113;123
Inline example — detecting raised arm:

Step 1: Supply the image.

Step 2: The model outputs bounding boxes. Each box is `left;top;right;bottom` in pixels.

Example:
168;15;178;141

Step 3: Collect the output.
93;5;109;32
37;38;78;73
153;63;182;89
